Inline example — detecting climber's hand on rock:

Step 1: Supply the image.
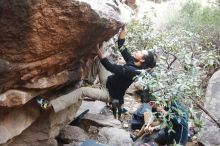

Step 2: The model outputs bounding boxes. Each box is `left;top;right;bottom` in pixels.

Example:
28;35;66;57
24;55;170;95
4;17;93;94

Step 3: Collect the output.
119;25;126;40
118;25;126;49
120;23;126;30
96;44;104;59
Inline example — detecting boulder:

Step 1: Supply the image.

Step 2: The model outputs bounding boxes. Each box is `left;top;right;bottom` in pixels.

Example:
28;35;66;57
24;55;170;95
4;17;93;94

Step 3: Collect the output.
2;99;81;146
0;0;123;102
58;125;89;144
9;139;59;146
75;112;121;137
82;114;121;128
63;143;81;146
0;102;40;144
0;90;36;107
97;127;132;146
198;69;220;146
25;139;58;146
76;101;106;115
0;0;123;145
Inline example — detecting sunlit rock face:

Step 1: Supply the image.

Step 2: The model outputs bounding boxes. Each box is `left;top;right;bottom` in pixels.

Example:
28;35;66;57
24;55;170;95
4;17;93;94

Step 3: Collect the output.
199;69;220;146
0;0;123;145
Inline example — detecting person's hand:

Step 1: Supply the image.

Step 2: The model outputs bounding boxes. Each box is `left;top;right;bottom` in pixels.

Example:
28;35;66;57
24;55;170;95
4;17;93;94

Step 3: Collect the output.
144;125;155;134
121;24;125;30
156;105;168;115
156;105;164;112
96;44;104;59
118;25;126;40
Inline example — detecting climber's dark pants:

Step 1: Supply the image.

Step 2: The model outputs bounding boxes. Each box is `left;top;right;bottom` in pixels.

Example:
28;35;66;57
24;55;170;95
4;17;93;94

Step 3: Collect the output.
111;99;122;119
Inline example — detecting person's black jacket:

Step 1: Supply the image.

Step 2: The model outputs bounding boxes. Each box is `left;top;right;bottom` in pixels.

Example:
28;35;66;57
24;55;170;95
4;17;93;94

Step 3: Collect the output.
100;46;141;104
163;101;189;146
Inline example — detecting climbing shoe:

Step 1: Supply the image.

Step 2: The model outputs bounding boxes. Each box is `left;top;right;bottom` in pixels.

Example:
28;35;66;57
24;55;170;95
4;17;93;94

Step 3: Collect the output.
36;96;49;110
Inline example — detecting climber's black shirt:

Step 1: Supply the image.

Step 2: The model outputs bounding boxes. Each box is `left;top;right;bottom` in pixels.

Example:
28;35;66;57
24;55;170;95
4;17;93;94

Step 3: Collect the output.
100;47;141;104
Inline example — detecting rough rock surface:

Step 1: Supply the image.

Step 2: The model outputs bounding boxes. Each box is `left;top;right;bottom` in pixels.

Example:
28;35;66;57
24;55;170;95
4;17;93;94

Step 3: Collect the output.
2;100;81;146
198;69;220;146
58;125;89;144
76;100;106;115
0;0;123;107
0;102;40;144
98;127;132;146
82;114;121;128
0;0;123;145
24;139;58;146
63;143;81;146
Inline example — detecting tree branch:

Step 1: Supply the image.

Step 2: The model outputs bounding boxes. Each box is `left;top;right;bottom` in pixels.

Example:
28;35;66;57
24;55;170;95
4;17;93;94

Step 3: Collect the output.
188;96;220;128
167;55;177;69
151;88;165;93
163;50;177;69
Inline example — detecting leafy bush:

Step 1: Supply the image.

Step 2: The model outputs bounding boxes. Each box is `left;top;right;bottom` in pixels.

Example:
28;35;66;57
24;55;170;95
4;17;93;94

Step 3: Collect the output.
125;0;220;131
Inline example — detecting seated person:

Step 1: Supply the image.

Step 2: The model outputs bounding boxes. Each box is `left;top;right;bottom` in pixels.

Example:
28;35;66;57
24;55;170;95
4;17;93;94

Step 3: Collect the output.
130;94;162;142
140;96;189;146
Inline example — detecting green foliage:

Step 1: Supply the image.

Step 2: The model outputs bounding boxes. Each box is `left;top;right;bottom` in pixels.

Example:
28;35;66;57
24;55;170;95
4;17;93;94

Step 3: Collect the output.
178;0;220;29
189;108;204;130
125;14;159;51
125;0;220;134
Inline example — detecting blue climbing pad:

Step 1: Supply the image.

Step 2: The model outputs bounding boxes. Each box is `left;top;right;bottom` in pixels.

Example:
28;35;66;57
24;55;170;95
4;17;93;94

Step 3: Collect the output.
81;140;109;146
